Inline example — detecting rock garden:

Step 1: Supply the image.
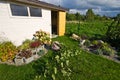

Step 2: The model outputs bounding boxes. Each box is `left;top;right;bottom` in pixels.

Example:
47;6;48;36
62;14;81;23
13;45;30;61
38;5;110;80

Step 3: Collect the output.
71;33;120;63
0;30;51;65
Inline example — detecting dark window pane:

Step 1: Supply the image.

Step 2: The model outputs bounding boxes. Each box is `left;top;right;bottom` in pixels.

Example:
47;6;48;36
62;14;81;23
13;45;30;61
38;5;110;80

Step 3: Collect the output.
10;4;28;16
30;7;42;17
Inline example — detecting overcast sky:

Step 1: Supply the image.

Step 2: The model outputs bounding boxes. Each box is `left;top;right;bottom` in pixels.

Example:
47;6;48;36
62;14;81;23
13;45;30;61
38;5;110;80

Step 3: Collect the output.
40;0;120;17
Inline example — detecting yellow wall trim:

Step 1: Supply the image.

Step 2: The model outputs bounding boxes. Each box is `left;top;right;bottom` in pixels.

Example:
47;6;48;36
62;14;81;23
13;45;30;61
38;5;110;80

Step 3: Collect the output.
58;11;66;36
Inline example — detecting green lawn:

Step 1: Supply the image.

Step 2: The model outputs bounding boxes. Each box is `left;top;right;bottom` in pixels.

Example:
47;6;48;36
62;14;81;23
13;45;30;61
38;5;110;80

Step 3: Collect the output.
0;36;120;80
0;63;36;80
53;36;120;80
66;21;111;39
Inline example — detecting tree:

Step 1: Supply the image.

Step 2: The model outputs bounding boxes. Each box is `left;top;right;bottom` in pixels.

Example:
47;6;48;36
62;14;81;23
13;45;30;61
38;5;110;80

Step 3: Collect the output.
66;13;76;21
86;9;95;21
94;14;101;20
75;12;81;21
115;14;120;21
106;14;120;49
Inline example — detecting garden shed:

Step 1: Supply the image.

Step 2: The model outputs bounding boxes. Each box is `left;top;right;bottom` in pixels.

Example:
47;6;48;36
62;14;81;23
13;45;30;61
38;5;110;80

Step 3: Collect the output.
0;0;68;45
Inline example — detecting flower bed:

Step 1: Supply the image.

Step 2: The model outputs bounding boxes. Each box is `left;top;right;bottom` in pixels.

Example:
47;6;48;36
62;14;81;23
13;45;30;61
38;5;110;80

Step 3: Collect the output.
0;29;51;65
14;45;46;65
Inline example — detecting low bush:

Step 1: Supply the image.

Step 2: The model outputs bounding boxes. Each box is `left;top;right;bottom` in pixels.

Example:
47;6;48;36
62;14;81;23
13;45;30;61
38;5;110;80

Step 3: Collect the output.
106;18;120;49
30;40;41;48
18;39;32;50
33;30;51;45
101;43;116;57
84;39;91;47
0;41;18;62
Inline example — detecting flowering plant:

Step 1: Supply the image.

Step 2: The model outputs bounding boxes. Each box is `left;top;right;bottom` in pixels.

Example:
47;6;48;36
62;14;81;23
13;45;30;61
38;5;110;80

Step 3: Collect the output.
0;41;18;62
30;41;41;48
33;29;51;44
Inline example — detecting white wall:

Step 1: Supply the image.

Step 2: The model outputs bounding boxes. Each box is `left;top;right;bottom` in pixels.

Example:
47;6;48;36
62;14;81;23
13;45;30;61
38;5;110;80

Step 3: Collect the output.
0;1;51;46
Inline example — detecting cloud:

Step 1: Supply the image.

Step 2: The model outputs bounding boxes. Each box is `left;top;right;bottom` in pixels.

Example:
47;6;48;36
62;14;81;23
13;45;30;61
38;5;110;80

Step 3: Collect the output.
40;0;60;5
40;0;120;17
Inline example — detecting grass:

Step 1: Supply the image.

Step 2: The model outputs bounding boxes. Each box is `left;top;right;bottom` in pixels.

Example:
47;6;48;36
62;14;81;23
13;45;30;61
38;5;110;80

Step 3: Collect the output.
0;20;120;80
0;36;120;80
66;21;111;39
69;50;120;80
53;36;120;80
0;63;35;80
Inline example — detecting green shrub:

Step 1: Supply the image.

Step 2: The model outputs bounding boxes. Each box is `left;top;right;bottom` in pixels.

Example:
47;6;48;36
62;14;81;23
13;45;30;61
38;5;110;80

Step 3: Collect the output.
18;39;32;50
106;18;120;49
84;39;91;47
95;49;103;55
33;30;51;44
101;43;116;57
92;40;99;45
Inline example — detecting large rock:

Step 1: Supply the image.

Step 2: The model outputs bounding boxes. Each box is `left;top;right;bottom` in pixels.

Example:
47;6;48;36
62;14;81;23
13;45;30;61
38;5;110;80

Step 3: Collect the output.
71;34;80;40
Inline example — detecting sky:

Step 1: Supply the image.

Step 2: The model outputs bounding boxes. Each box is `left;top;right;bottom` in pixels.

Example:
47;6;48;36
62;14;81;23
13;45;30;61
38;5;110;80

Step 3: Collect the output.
40;0;120;17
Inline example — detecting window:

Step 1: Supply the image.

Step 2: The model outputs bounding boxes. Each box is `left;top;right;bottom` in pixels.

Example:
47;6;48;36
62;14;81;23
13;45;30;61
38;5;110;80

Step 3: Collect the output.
29;7;42;17
10;4;28;16
10;3;42;17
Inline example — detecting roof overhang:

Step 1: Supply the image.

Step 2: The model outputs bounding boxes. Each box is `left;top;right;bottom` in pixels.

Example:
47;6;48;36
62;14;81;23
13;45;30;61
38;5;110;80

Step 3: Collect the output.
3;0;69;12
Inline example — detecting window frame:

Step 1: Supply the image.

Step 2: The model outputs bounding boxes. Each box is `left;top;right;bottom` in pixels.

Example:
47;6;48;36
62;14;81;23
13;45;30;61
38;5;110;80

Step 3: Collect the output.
10;3;29;17
9;3;42;18
29;7;42;17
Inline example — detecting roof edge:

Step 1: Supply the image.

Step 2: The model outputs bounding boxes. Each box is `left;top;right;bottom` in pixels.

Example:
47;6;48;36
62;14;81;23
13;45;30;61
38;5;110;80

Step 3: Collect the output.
4;0;69;12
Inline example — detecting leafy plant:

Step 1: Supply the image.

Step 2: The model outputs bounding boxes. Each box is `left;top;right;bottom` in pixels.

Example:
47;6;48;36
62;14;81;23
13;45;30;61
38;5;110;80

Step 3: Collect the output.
18;39;32;50
34;45;81;80
33;30;51;44
0;41;18;62
84;39;91;47
30;41;41;48
95;49;103;55
92;40;99;45
106;17;120;49
101;43;116;57
18;49;32;58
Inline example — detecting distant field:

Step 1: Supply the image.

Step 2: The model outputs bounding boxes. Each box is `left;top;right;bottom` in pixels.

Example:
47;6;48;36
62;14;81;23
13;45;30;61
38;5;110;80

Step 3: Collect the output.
66;21;111;39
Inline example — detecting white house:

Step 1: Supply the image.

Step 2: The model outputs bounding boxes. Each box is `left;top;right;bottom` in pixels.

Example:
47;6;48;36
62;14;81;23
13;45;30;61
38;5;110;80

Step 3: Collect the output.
0;0;68;46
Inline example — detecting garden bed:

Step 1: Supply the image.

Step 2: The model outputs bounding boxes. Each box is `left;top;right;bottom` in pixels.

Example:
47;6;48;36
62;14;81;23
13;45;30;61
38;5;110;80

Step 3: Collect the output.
71;33;120;63
0;29;51;66
0;47;48;66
